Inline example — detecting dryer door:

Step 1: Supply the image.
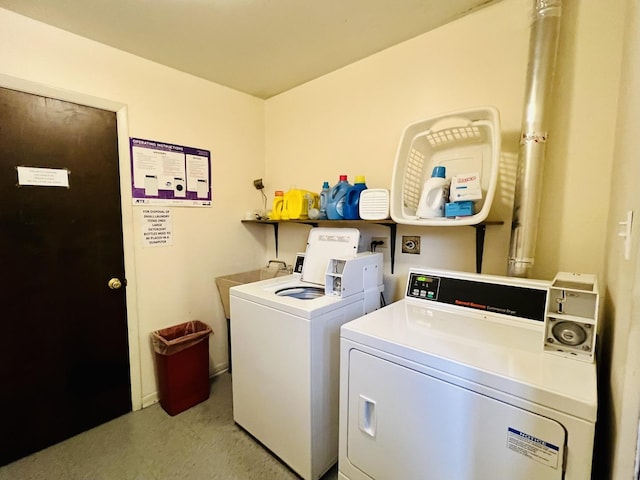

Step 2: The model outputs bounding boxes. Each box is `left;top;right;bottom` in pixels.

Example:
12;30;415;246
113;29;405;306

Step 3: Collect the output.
344;350;567;480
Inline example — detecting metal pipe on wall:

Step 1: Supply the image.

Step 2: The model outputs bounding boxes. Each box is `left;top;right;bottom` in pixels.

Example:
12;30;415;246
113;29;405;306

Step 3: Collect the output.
508;0;563;277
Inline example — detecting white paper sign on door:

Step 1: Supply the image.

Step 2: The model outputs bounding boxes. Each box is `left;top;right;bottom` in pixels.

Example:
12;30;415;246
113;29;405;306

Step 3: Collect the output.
17;166;70;187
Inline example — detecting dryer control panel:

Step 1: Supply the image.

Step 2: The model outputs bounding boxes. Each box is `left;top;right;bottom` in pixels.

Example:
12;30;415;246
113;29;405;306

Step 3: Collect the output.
405;269;549;323
406;273;442;300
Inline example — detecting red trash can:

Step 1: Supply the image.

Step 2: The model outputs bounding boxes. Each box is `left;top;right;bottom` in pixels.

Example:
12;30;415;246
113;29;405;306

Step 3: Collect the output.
151;320;213;416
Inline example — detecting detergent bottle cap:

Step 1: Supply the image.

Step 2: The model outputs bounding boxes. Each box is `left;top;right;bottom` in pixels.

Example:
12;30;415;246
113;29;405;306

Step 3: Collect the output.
431;166;446;179
322;181;330;189
275;190;284;196
354;175;366;184
339;174;348;182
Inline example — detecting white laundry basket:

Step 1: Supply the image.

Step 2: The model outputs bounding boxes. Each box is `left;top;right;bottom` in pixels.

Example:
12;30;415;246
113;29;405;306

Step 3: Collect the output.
390;106;501;226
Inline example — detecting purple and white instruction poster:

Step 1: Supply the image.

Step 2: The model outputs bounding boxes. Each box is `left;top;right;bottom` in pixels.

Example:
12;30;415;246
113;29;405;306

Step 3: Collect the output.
130;137;212;207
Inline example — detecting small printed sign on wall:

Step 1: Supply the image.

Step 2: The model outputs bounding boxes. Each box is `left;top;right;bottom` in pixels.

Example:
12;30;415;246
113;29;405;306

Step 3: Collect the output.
141;208;173;247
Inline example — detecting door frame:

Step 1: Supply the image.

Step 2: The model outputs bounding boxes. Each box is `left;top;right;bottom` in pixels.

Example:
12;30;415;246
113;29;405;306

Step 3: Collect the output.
0;73;142;411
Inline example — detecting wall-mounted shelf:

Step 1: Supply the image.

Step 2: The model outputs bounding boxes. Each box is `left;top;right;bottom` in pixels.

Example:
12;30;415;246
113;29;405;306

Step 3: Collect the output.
242;219;396;271
241;219;503;274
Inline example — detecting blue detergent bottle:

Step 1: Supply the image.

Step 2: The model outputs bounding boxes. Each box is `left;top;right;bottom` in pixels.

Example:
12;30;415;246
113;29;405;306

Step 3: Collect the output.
326;175;352;220
318;181;330;219
343;176;367;220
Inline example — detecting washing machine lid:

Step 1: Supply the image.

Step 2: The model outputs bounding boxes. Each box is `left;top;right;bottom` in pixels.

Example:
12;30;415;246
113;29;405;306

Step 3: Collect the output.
231;274;363;318
301;228;359;285
341;300;598;422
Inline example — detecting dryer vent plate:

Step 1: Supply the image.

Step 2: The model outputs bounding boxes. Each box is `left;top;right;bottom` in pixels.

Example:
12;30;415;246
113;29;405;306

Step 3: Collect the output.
359;189;390;220
402;236;420;254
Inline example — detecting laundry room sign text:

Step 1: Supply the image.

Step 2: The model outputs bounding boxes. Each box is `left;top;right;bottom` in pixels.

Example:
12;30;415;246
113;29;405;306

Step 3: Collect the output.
16;166;70;188
141;208;173;247
130;137;212;207
506;427;560;468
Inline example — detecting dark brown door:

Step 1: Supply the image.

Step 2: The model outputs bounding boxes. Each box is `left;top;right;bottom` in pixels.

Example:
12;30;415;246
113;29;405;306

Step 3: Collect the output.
0;87;131;465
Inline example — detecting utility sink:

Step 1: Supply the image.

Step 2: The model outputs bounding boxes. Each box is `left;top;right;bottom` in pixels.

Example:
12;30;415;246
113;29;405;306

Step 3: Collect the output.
216;266;290;320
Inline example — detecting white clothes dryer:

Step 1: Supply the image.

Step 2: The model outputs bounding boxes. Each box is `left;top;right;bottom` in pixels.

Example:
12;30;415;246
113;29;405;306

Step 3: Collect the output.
339;268;597;480
230;228;384;480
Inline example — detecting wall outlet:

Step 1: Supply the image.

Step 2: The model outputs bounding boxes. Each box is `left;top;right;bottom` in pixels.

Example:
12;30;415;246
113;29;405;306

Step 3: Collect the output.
402;236;421;254
371;237;388;249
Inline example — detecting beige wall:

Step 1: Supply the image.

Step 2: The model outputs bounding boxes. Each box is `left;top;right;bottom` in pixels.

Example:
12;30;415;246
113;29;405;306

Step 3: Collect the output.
0;8;267;406
265;0;533;294
603;0;640;477
1;0;637;477
265;0;624;288
536;0;625;281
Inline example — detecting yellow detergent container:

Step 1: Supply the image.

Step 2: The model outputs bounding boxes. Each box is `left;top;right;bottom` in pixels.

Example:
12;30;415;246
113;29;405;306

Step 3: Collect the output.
270;191;284;220
282;189;319;220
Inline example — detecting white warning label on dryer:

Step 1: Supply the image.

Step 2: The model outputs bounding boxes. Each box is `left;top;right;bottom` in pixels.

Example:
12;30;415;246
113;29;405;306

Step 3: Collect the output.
507;427;559;468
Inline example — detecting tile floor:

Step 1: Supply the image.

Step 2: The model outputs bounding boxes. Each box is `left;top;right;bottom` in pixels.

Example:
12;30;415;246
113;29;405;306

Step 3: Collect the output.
0;373;339;480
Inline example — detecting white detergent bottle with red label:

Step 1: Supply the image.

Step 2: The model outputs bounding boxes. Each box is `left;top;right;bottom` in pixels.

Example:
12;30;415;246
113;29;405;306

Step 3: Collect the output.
416;166;450;218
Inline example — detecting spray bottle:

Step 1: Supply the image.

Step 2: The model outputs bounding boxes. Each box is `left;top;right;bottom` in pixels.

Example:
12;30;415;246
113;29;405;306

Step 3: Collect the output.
318;181;330;219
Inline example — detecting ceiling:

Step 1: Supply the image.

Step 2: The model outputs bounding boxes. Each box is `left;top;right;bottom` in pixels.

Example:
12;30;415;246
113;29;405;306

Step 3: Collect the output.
0;0;495;99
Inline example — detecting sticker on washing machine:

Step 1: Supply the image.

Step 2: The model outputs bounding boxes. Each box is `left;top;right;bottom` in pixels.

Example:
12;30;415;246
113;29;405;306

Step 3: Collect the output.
506;427;559;468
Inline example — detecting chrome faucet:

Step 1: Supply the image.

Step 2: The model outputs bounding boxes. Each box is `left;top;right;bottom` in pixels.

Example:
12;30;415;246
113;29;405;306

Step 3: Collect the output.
268;260;288;270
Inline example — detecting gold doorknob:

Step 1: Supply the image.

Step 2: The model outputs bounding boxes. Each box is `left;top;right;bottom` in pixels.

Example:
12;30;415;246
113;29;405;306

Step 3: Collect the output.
108;277;123;290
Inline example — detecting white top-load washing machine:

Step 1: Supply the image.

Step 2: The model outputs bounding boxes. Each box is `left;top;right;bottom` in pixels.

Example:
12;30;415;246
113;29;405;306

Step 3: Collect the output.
230;228;384;480
339;268;597;480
